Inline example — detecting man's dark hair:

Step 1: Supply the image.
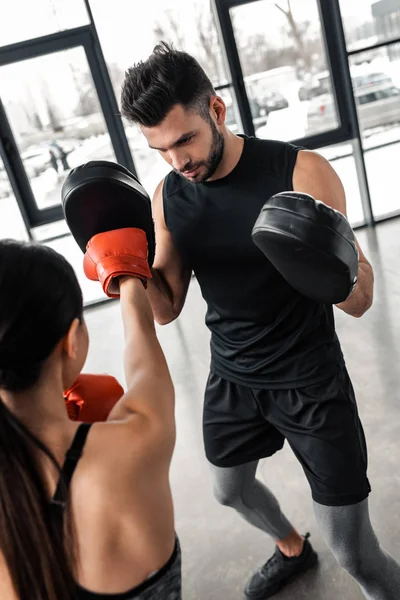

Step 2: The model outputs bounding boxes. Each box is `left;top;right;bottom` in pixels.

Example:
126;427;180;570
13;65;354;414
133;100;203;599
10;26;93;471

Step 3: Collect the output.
121;42;215;127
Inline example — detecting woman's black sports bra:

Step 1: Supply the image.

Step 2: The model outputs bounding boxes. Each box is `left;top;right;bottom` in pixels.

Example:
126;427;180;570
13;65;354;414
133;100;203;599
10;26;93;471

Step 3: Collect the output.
49;423;182;599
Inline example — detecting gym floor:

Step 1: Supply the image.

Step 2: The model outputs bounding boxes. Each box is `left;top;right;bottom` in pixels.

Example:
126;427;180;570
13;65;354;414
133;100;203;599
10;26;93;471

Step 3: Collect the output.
84;218;400;600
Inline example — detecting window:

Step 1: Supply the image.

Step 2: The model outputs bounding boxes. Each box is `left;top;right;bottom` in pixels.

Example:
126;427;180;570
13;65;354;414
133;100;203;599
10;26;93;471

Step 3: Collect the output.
0;155;29;241
0;47;116;210
349;43;400;140
90;0;231;196
340;0;400;51
0;0;89;46
364;140;400;218
219;87;245;134
45;235;104;304
31;220;70;242
316;143;365;226
229;0;339;141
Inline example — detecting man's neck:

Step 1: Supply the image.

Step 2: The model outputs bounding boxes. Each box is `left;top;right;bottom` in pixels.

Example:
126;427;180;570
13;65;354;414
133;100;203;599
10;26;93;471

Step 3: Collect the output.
207;131;245;182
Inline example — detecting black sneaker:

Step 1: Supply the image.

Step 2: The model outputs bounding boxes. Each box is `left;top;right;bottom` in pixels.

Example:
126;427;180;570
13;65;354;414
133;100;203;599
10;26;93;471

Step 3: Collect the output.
244;533;318;599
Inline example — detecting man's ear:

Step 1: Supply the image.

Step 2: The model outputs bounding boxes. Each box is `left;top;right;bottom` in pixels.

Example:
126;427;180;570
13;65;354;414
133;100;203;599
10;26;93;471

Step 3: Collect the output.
210;96;226;125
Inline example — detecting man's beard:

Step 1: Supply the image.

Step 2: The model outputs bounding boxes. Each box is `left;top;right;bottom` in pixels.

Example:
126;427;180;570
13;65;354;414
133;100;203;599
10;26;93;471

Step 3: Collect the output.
175;120;225;183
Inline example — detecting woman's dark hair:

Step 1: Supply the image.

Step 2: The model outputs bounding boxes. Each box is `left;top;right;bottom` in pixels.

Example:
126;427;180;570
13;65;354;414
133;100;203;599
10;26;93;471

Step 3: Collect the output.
0;239;83;600
121;42;216;127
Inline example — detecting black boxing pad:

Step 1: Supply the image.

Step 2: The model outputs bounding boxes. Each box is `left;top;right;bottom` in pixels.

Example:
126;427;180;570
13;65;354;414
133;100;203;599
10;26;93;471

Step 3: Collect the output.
61;160;155;266
252;191;358;304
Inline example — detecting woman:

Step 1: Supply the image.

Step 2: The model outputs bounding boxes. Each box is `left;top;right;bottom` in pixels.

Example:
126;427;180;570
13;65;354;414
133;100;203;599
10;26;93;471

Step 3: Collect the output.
0;238;179;599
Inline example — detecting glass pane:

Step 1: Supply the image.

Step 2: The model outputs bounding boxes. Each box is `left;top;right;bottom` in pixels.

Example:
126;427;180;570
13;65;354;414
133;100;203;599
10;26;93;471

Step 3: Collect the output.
0;0;89;46
349;43;400;143
219;87;245;134
44;235;104;305
90;0;228;195
0;47;116;210
91;0;228;92
365;141;400;218
31;220;70;242
340;0;400;51
0;155;29;241
230;0;338;141
316;143;365;226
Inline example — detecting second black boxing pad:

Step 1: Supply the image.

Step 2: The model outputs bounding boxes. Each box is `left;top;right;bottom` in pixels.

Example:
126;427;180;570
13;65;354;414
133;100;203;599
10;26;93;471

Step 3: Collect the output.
252;191;358;304
61;161;155;266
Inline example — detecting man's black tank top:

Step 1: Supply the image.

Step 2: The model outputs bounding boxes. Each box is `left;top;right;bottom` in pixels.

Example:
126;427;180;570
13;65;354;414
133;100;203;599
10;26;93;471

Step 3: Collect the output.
163;136;344;389
49;423;182;599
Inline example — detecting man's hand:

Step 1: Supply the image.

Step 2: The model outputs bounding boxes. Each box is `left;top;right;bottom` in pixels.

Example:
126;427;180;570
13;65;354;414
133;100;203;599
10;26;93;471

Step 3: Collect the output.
336;261;374;317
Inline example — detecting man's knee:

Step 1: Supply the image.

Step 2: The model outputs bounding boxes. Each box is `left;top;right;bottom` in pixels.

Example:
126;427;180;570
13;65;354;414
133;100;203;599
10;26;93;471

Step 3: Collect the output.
212;466;245;508
213;481;243;507
335;549;364;577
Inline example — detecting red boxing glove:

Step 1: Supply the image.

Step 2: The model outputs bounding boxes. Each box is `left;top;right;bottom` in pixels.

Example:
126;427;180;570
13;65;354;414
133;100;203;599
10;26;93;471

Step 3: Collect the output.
64;373;124;422
83;227;152;298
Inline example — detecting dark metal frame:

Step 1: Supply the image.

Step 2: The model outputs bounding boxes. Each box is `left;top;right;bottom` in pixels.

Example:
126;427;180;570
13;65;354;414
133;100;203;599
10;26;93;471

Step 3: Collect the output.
347;34;400;56
0;21;134;230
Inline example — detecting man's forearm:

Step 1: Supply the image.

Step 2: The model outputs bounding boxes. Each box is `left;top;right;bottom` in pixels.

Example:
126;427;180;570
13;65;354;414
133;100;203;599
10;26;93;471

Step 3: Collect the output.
147;268;178;325
336;262;374;318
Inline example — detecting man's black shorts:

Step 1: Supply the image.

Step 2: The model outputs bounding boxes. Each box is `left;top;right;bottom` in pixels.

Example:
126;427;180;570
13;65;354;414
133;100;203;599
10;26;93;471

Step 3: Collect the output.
203;367;371;506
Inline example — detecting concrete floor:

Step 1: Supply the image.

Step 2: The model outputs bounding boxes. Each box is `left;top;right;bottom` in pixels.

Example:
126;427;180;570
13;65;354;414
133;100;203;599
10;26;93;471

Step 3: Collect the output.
84;218;400;599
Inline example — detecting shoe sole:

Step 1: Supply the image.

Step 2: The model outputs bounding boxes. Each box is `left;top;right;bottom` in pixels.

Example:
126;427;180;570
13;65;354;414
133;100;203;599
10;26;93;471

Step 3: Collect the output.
244;552;319;600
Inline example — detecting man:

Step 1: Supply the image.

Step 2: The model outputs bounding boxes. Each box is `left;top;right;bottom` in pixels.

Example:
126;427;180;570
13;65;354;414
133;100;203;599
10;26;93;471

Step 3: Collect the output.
121;43;400;599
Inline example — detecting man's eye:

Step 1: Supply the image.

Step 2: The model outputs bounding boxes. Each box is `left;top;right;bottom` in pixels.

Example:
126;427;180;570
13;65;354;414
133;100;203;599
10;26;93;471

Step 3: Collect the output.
179;137;192;145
